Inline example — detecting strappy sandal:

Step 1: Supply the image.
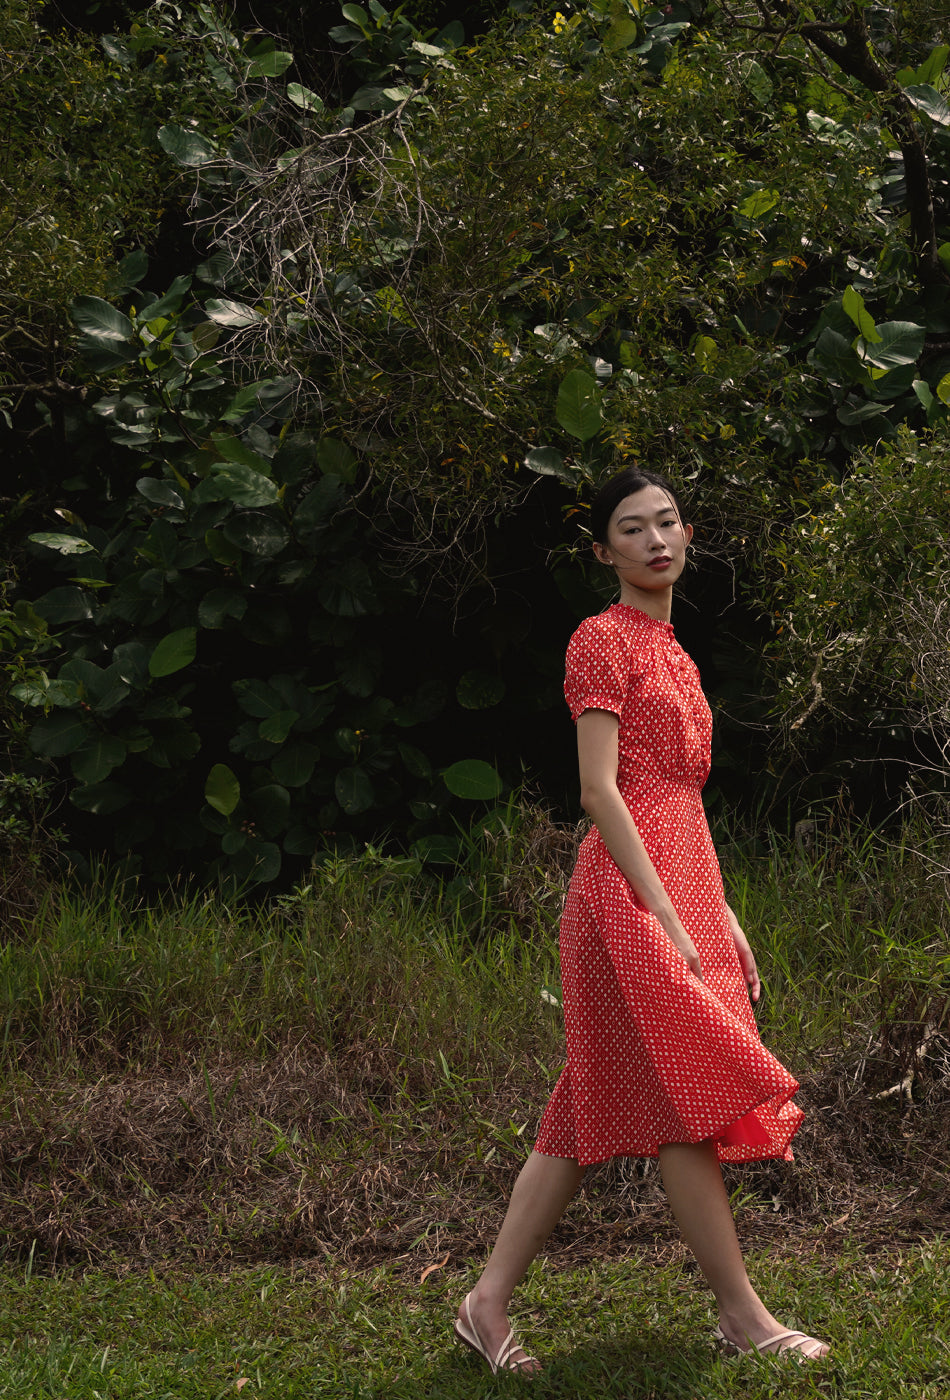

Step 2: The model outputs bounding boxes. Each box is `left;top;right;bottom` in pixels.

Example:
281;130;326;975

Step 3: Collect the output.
714;1324;830;1361
454;1294;539;1375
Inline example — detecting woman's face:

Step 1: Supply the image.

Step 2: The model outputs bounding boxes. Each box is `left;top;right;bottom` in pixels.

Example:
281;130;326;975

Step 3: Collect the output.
592;484;693;600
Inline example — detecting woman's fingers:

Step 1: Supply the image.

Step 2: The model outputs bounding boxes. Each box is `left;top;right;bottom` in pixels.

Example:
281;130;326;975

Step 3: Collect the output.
745;960;760;1002
670;929;702;981
731;929;760;1002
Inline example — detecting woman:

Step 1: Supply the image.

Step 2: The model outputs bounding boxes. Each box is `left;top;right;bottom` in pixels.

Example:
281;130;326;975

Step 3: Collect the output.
454;468;829;1374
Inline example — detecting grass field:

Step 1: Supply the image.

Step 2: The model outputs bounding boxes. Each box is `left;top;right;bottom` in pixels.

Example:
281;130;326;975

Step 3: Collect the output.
0;807;947;1394
0;1244;948;1396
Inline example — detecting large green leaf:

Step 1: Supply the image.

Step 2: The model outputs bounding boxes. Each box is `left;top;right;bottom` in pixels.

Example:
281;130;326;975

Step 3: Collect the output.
205;763;241;816
198;588;247;628
442;759;503;800
287;83;324;113
70;781;132;815
524;447;578;484
318;559;376;616
28;533;96;555
222;511;289;555
271;742;318;788
842;286;881;343
810;327;862;383
58;659;130;714
205;298;262;327
337;652;379;698
340;4;370;30
335;766;375;815
398;743;431;780
246;41;294;78
858;321;926;374
294;476;346;532
72;297;135;341
194;464;280;509
903;84;950;127
234;679;287;719
113;642;150;687
899;45;949;88
33;587;94;625
135;275;192;322
836;398;891;426
158;124;216;166
148;628;197;678
71;735;128;785
316;438;357;481
555;370;602;442
137;478;185;511
29;711;90;758
234;838;282;884
737;187;779;220
258;709;299;743
604;18;640;53
210;434;273;473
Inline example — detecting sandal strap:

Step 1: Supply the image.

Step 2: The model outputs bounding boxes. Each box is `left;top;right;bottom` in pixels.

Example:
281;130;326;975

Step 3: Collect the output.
495;1331;536;1372
493;1330;516;1370
757;1329;825;1357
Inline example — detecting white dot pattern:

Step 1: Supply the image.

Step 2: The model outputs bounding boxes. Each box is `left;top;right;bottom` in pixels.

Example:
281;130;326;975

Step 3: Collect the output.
535;604;804;1166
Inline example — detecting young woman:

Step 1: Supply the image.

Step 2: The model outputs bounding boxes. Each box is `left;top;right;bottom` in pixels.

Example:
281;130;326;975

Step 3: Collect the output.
454;468;829;1374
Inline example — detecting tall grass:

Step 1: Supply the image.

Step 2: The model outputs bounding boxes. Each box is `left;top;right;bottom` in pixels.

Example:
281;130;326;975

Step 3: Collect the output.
0;806;947;1267
0;855;561;1075
2;809;945;1077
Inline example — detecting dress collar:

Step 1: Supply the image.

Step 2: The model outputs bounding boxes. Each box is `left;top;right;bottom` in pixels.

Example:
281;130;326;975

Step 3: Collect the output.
608;601;675;635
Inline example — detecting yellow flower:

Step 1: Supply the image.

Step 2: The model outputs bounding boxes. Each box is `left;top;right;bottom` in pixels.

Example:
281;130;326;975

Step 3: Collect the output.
553;11;567;33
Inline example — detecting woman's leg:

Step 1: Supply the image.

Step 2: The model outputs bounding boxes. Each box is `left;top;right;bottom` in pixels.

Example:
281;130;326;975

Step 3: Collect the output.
658;1141;829;1355
459;1150;586;1368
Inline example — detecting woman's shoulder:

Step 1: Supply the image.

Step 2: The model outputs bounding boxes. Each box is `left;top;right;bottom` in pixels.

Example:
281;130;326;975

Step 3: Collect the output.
567;605;653;654
566;608;656;680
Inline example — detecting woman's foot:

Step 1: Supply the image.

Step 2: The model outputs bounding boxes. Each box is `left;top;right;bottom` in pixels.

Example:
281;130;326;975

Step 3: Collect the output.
454;1291;540;1375
715;1306;830;1360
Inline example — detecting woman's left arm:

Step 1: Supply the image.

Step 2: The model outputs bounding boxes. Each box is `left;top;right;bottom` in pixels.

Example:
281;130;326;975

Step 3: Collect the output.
724;903;760;1003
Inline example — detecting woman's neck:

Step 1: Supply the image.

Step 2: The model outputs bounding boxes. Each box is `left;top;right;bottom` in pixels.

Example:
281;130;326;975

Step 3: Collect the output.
616;583;673;621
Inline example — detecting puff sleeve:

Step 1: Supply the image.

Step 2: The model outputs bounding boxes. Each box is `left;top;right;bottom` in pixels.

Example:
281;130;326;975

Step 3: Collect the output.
563;615;638;723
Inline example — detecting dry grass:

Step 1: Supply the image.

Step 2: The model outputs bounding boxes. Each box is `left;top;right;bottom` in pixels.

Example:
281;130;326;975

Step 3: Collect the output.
1;1046;948;1272
0;805;948;1273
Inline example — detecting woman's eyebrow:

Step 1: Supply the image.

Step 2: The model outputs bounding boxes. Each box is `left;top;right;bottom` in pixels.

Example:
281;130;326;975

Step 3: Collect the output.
616;508;678;525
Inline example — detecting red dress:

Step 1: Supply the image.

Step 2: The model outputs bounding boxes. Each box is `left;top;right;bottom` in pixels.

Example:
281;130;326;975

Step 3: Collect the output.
535;604;803;1166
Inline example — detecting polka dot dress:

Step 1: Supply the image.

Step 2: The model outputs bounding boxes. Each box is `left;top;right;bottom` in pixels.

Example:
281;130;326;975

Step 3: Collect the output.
535;604;803;1166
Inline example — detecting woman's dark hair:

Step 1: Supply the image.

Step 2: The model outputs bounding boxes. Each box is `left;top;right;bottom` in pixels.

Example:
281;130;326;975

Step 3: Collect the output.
589;468;686;544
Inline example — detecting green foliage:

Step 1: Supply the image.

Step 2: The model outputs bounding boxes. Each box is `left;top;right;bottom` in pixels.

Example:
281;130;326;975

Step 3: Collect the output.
13;278;508;885
6;0;950;870
145;0;949;558
768;425;950;756
0;1;176;389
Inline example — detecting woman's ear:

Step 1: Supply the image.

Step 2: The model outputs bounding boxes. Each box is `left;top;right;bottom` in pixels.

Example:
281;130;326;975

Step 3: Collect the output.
592;541;613;568
683;522;694;547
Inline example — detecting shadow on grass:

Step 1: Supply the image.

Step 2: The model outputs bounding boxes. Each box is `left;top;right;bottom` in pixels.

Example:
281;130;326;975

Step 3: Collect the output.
356;1334;826;1400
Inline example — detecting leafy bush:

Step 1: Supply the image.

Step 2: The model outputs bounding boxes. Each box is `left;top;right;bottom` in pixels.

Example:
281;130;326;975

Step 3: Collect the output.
769;424;950;776
13;274;517;885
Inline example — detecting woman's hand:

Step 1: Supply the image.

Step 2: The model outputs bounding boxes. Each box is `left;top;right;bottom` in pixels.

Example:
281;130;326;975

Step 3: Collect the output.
659;912;702;982
725;904;760;1002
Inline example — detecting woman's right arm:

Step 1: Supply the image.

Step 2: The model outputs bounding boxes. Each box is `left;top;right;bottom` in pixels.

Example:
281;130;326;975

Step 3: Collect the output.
576;707;702;980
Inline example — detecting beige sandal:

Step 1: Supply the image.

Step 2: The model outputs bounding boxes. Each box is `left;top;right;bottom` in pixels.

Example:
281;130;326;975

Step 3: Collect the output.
454;1294;539;1375
714;1324;830;1360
